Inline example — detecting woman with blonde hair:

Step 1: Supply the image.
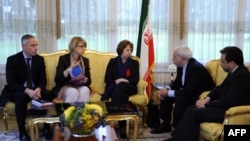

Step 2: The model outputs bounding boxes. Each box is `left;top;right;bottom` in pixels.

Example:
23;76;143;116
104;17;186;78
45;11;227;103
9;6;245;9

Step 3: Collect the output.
52;36;91;103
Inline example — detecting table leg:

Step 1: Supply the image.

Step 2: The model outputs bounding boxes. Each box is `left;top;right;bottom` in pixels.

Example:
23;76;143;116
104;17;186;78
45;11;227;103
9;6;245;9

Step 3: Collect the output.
29;119;35;141
126;120;129;138
35;123;39;140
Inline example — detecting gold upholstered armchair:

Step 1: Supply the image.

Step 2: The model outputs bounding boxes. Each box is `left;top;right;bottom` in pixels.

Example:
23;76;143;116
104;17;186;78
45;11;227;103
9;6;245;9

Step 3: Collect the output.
200;105;250;141
199;60;250;141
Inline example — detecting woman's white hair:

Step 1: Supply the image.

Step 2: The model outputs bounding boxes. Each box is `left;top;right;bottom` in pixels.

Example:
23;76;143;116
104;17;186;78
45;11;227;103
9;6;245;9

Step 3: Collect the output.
175;46;193;59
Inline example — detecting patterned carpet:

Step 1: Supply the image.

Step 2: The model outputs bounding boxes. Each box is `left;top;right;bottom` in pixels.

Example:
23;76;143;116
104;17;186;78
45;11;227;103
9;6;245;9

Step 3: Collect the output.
0;131;19;141
121;127;171;141
0;116;171;141
0;131;50;141
0;127;172;141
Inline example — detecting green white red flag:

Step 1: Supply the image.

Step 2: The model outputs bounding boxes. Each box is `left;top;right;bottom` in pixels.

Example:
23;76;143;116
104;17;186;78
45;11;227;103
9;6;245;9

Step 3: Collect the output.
136;0;155;98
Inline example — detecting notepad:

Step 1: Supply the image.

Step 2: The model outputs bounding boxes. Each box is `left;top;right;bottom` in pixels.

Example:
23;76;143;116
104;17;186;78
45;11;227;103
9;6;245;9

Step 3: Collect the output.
31;99;53;109
71;65;82;77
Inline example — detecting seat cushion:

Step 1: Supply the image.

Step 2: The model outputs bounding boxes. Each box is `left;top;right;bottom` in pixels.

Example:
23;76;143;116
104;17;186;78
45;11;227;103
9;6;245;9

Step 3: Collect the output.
5;102;15;116
89;92;147;106
200;122;223;141
5;101;32;116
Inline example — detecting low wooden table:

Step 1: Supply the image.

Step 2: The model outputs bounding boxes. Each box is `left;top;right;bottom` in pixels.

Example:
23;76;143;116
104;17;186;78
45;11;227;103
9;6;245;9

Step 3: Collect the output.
28;105;60;141
99;101;140;141
105;114;139;140
28;116;60;141
49;102;139;141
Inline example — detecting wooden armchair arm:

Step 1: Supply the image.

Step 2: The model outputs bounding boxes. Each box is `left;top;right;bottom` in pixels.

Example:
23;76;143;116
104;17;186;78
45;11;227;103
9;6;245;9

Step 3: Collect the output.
200;105;250;141
223;105;250;124
199;91;210;99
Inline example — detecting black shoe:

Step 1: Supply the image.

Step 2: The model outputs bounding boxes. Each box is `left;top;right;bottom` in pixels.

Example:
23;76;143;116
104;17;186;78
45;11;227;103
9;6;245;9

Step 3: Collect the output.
0;107;3;118
151;123;172;134
19;133;31;141
120;127;127;139
43;124;52;140
163;138;173;141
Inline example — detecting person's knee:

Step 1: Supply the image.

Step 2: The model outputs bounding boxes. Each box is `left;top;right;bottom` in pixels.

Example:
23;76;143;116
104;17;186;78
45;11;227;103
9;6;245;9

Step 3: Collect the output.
66;87;79;94
64;87;79;103
13;92;30;103
78;86;90;102
116;82;127;89
78;86;90;95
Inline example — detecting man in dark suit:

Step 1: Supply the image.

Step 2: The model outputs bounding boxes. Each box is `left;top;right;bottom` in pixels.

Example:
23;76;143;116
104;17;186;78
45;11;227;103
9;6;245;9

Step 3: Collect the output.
164;46;250;141
4;34;53;141
151;47;215;134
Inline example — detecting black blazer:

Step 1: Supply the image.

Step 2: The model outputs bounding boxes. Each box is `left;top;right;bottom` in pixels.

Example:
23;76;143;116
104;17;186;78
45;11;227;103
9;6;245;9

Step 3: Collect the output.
170;58;215;100
104;57;139;86
52;53;91;95
0;51;47;106
6;51;47;93
206;66;250;109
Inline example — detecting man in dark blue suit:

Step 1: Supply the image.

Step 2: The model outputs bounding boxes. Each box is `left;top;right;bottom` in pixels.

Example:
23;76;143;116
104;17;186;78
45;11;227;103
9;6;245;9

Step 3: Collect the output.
3;34;53;141
151;47;215;134
164;46;250;141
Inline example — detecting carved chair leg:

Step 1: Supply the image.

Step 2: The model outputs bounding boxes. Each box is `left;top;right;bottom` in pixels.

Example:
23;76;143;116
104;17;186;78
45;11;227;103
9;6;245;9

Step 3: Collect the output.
137;106;148;127
3;108;9;134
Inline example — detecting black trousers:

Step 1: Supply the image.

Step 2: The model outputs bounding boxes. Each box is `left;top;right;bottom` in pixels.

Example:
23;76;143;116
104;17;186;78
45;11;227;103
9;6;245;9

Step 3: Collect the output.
11;90;53;133
159;96;195;127
111;82;137;106
171;105;225;141
111;82;137;130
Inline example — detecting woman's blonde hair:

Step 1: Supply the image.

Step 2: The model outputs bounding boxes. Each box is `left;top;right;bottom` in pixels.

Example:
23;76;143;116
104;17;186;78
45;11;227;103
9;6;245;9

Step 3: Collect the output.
68;36;87;52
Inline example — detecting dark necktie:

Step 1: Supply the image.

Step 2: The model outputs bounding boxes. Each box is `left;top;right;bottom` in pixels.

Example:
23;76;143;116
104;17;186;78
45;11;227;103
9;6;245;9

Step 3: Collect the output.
26;58;32;88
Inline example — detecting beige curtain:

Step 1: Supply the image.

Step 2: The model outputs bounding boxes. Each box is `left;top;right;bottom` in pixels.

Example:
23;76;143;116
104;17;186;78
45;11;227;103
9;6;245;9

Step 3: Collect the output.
1;0;249;87
183;0;250;63
0;0;58;89
35;0;58;53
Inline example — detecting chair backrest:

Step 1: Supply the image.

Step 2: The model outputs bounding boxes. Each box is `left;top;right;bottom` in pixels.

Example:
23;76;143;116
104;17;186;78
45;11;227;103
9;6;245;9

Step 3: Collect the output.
247;65;250;71
40;50;69;90
205;59;227;86
83;50;117;94
206;60;250;86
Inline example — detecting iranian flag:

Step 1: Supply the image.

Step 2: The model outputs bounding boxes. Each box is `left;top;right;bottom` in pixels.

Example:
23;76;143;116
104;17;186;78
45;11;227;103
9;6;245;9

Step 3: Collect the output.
136;0;155;98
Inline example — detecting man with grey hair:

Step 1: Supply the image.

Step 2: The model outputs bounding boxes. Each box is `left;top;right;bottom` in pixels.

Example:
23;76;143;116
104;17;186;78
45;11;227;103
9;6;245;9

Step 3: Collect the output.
164;46;250;141
151;47;215;134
